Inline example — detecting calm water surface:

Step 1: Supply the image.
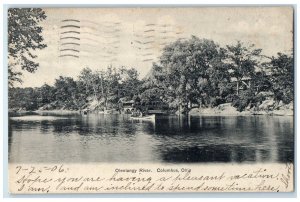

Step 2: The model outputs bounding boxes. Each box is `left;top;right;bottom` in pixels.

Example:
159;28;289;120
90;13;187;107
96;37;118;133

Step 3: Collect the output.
8;113;294;163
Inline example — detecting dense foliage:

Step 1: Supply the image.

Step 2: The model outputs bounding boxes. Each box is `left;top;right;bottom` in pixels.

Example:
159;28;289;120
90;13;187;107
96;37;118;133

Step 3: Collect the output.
8;8;47;87
9;67;141;111
267;53;294;104
9;37;294;113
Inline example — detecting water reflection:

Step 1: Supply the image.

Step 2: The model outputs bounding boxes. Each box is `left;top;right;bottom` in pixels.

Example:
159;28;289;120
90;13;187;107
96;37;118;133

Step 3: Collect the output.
8;114;294;163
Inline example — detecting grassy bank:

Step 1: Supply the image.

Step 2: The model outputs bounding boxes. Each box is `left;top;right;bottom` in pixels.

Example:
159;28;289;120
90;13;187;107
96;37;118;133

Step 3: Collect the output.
189;103;293;116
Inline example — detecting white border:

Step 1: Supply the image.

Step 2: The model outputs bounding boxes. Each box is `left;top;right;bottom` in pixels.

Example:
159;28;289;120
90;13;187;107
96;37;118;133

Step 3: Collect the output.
1;0;299;201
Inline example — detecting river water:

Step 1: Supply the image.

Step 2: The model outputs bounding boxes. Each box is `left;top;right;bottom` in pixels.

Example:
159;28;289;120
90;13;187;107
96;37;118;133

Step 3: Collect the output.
8;113;294;163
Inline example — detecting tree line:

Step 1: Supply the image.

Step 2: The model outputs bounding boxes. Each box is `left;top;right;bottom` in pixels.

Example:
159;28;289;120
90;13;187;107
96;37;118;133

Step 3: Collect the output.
141;37;293;113
8;9;293;113
9;36;293;113
9;66;141;111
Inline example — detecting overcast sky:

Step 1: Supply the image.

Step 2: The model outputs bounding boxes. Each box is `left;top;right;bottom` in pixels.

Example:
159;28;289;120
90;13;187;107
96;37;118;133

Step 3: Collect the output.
15;7;293;87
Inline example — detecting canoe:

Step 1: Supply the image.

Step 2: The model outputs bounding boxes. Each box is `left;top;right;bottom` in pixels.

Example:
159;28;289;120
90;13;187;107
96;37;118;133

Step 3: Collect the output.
130;114;156;121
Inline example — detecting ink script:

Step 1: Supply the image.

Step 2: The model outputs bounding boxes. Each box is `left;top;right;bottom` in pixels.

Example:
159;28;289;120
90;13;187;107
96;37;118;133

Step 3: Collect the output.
9;163;293;193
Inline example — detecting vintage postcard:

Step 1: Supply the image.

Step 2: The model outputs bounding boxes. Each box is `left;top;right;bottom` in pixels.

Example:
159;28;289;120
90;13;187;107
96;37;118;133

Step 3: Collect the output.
7;7;294;193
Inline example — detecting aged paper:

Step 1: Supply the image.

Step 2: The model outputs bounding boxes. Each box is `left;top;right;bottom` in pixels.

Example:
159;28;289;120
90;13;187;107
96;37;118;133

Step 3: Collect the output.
8;7;294;194
9;163;293;193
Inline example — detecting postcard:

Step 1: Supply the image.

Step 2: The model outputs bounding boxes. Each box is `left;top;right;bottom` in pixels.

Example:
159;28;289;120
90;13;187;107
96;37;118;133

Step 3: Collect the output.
7;7;294;193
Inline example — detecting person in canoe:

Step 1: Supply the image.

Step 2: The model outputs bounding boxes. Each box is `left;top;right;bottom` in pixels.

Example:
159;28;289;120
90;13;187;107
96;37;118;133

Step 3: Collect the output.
132;109;143;117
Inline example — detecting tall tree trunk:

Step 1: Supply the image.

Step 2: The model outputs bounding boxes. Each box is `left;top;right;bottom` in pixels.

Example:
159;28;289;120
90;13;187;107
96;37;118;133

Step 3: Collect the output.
236;80;240;95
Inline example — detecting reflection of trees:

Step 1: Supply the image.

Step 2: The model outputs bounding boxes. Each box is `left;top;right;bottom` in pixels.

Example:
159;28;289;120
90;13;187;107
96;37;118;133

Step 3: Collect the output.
162;146;231;163
51;119;77;135
152;115;294;163
154;116;226;136
9;114;294;163
161;145;257;163
79;115;137;137
40;120;51;132
38;114;138;140
8;121;13;160
137;120;156;134
274;117;294;162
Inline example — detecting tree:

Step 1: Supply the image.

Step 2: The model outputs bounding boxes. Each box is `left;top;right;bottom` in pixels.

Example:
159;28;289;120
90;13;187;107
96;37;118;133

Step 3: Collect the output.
119;67;141;99
36;84;54;108
78;67;101;99
268;53;294;103
104;66;121;108
140;63;170;103
8;87;38;110
54;76;78;109
225;41;262;95
159;36;224;112
8;8;47;87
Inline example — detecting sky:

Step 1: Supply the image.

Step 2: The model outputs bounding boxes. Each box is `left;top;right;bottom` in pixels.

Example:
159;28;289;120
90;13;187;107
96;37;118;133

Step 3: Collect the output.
14;7;293;87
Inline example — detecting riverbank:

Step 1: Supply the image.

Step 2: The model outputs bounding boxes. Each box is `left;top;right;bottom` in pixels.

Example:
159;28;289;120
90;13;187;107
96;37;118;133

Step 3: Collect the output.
34;109;80;114
9;100;293;117
8;109;80;116
9;107;293;117
189;103;293;116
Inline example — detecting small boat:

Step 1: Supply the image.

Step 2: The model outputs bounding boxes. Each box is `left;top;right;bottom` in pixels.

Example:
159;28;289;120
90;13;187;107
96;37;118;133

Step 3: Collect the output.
130;114;156;121
104;109;119;114
104;109;113;114
80;110;88;115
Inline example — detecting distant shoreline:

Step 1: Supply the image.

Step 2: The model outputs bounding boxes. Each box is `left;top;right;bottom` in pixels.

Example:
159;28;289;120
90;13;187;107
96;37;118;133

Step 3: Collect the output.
9;108;293;117
8;109;80;116
34;109;80;114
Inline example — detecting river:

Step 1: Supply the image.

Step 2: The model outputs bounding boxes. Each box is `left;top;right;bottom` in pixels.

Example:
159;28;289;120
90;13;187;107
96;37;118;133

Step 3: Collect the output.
8;113;294;163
